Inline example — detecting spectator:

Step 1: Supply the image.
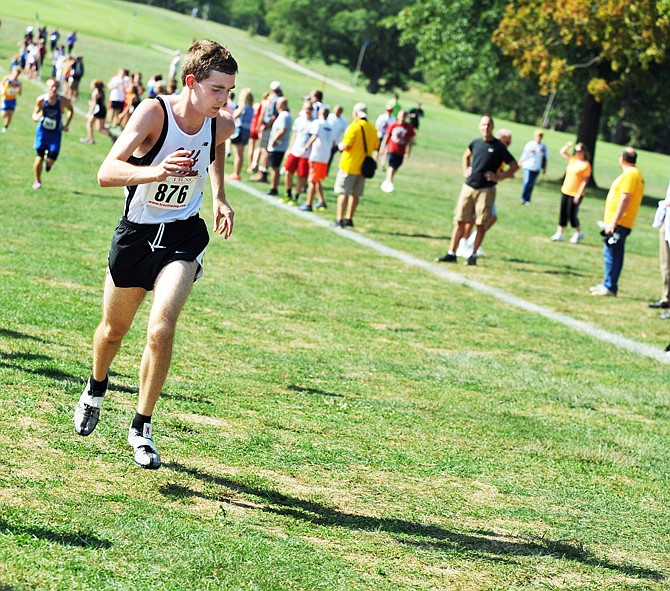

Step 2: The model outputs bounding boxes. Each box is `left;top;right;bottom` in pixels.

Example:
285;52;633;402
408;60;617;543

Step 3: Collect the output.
590;148;645;296
332;102;378;228
298;105;334;211
326;104;347;175
457;129;513;258
107;68;129;127
227;87;254;180
281;100;314;203
266;97;292;196
80;79;113;145
551;142;591;243
246;91;269;174
437;115;518;265
650;185;670;314
251;80;282;183
519;129;548;205
68;55;85;101
375;105;395;163
407;101;424;132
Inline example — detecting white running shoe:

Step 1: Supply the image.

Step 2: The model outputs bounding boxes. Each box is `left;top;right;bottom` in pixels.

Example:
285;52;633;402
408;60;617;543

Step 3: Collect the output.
569;231;584;244
380;180;394;193
32;182;42;190
128;423;161;469
74;377;106;436
551;232;564;242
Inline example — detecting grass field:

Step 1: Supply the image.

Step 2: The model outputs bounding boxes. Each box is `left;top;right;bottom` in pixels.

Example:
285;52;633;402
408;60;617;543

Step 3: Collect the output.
1;1;670;590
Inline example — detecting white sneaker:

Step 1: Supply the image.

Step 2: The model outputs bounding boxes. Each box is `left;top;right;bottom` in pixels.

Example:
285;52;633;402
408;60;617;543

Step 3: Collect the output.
456;238;473;259
32;182;42;190
551;232;564;242
569;231;584;244
74;377;107;436
128;423;161;469
590;284;615;297
380;180;394;193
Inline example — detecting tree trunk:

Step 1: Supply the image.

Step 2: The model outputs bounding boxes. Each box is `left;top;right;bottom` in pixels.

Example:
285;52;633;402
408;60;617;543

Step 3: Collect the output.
576;91;603;188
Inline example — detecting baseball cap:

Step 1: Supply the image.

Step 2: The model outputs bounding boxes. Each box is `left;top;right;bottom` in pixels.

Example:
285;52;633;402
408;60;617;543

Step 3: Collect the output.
270;80;281;91
353;102;368;118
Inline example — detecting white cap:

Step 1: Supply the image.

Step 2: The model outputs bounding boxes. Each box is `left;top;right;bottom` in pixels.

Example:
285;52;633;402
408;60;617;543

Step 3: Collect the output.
353;102;367;118
269;80;281;91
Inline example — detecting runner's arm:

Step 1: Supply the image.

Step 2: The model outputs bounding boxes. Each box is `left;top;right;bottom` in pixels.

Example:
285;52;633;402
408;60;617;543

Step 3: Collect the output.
211;111;235;238
61;97;74;131
97;99;193;187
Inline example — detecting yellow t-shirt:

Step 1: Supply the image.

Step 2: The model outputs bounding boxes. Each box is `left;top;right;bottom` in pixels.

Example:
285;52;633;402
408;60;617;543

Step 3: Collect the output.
604;166;645;229
339;119;378;175
561;157;592;196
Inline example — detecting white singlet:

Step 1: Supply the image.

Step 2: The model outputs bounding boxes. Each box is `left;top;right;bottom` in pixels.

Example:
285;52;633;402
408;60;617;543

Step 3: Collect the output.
124;96;216;224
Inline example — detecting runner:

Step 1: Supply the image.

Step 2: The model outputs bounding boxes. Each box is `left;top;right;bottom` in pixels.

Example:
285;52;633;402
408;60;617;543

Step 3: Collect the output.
73;40;238;470
31;78;74;189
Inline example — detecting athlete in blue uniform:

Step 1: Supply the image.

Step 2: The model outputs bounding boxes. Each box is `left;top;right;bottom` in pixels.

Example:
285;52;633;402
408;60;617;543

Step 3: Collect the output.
32;78;73;189
74;40;237;470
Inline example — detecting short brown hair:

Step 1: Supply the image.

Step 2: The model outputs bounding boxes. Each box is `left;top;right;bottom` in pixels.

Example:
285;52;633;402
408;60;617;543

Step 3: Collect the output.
181;39;238;85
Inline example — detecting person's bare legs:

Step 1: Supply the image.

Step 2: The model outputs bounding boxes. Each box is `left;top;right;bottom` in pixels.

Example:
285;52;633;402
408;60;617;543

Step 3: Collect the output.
336;194;349;222
448;221;468;253
345;194;359;222
33;156;44;186
136;260;198;416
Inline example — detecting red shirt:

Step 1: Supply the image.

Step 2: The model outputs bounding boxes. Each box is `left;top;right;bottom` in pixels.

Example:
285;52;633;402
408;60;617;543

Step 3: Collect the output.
385;121;415;156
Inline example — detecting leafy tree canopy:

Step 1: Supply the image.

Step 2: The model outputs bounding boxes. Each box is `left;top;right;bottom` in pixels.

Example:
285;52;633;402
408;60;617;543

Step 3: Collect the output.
265;0;416;92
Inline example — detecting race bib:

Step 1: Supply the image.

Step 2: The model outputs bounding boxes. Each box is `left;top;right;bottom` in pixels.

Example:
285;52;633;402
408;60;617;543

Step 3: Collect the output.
42;116;58;131
147;175;199;210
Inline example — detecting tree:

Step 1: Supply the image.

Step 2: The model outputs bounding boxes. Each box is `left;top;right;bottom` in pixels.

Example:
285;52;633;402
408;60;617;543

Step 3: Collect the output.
393;0;549;123
265;0;416;93
494;0;670;177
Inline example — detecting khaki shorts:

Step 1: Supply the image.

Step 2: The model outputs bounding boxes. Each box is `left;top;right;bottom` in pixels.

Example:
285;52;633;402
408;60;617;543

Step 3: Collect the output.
334;170;365;198
453;184;496;226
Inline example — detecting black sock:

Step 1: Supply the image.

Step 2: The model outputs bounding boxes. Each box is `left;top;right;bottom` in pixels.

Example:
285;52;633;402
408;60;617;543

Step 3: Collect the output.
131;412;152;432
286;188;292;197
90;374;108;396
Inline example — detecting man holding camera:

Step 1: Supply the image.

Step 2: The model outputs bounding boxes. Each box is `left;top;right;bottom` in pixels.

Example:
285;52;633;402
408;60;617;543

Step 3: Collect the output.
591;147;644;296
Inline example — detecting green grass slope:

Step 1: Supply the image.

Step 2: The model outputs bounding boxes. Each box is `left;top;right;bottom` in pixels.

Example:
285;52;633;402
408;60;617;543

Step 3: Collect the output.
0;1;669;590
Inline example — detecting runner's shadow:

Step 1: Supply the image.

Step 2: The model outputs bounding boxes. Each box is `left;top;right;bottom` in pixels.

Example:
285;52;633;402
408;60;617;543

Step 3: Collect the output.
0;350;136;394
0;328;48;343
164;463;664;580
0;518;111;549
0;351;80;383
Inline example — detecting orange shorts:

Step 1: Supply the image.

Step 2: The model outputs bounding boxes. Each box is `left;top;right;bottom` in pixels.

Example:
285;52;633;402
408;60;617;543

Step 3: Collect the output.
310;161;328;183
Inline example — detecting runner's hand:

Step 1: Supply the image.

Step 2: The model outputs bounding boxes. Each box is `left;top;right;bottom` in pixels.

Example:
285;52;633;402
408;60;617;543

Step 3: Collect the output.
214;201;235;239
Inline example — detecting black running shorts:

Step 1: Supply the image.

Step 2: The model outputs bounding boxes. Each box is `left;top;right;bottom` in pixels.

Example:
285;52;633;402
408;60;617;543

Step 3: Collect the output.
108;215;210;291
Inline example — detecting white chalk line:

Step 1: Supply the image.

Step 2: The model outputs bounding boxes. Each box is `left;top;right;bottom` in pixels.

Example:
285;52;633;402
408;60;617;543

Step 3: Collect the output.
229;180;670;365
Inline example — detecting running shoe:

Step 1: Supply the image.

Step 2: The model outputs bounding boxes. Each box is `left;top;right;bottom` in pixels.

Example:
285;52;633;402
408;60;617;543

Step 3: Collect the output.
74;376;107;436
128;423;161;470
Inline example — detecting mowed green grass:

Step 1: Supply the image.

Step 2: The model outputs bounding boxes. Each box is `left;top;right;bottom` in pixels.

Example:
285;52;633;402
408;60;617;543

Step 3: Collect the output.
1;2;670;590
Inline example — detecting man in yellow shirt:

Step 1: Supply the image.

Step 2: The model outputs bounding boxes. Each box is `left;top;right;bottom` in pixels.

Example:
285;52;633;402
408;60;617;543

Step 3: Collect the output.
333;102;378;228
591;147;644;296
